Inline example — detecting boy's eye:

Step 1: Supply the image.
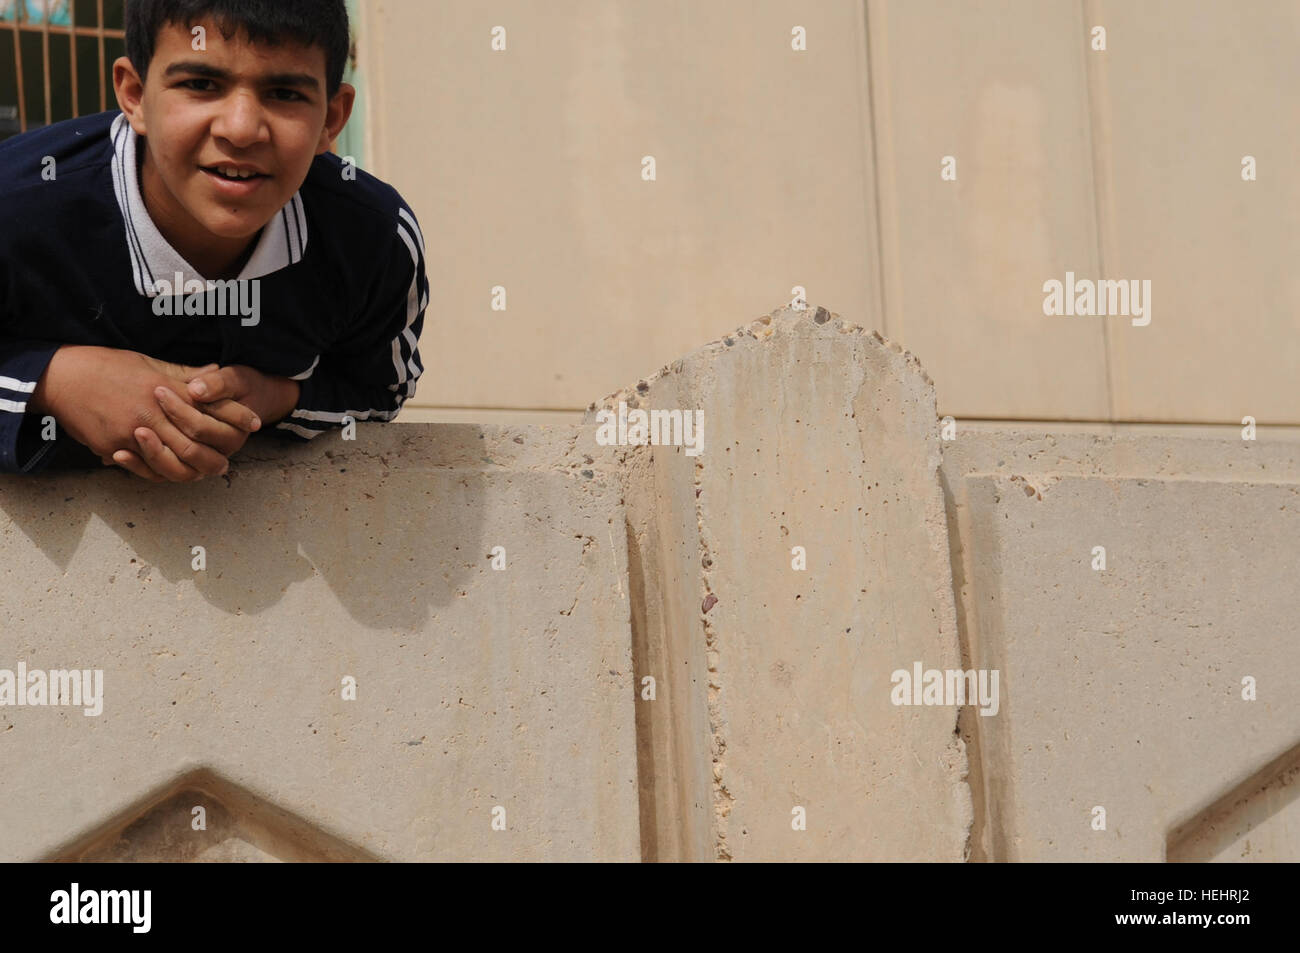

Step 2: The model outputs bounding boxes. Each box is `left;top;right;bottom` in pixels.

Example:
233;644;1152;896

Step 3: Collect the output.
175;79;305;102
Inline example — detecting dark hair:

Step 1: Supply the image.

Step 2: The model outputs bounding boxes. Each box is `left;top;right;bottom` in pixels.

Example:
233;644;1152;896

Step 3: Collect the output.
126;0;351;97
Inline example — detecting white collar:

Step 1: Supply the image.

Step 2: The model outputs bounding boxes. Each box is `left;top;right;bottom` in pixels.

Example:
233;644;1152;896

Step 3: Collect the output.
109;112;308;297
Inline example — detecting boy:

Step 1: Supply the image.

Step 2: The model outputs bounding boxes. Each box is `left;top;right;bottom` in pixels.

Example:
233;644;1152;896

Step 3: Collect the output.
0;0;427;481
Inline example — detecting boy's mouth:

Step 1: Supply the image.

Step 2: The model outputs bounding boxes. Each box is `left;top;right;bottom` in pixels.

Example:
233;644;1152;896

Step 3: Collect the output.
200;164;271;196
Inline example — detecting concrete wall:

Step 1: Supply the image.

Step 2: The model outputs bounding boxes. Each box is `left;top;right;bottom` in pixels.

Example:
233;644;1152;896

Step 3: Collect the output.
352;3;1300;861
356;0;1299;427
5;303;1296;861
588;307;971;861
2;426;639;862
942;427;1300;861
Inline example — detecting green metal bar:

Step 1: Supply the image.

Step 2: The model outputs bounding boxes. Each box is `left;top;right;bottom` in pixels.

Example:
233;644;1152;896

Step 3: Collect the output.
334;0;366;169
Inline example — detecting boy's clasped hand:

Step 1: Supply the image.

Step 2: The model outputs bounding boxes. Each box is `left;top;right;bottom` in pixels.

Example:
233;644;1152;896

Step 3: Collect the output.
31;346;300;483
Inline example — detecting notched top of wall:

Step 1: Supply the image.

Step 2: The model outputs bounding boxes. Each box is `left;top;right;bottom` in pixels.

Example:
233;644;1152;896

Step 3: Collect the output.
587;303;936;416
584;301;970;861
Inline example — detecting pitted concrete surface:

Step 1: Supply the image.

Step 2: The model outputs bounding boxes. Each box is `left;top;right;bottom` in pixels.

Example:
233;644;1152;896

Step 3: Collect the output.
3;318;1295;862
0;426;638;862
943;431;1300;861
590;304;972;861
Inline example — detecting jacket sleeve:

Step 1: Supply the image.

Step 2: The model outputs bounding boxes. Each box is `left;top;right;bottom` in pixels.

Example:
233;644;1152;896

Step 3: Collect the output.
273;206;427;441
0;340;64;474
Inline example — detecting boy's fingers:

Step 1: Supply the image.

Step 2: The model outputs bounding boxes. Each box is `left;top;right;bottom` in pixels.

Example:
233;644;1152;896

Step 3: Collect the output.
155;388;259;448
133;426;215;482
151;416;231;476
200;397;261;432
171;391;262;433
151;360;218;383
187;367;239;402
110;449;166;483
170;362;219;381
142;395;232;475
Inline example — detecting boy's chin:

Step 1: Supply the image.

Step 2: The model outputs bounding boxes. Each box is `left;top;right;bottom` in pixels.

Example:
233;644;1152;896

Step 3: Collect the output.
198;209;275;241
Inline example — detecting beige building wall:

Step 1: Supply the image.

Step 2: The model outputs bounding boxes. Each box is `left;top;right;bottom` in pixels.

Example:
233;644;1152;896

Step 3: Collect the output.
8;307;1298;862
357;0;1297;426
359;0;881;424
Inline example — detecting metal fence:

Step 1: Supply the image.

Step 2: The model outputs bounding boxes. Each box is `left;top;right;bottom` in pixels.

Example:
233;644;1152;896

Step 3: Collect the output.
1;0;127;141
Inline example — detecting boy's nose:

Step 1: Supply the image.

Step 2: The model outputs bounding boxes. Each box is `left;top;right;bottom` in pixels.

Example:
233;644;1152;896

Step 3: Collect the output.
211;91;270;148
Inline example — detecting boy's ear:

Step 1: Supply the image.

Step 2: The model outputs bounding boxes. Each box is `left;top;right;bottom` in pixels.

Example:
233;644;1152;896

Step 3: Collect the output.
318;83;357;155
113;56;149;137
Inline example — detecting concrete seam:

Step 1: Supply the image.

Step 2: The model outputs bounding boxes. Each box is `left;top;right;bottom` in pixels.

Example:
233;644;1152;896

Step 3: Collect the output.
858;0;888;336
696;454;734;861
940;464;987;862
1081;0;1118;421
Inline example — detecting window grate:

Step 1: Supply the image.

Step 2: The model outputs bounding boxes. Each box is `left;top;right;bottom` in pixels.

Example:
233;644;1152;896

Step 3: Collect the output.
1;0;128;141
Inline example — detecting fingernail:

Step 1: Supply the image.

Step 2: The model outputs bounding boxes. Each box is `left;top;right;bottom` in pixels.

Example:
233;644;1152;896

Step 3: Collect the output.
155;386;169;400
191;382;207;397
250;416;262;430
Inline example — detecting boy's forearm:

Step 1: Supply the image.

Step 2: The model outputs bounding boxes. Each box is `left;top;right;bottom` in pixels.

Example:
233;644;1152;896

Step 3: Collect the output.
261;376;301;425
28;346;68;417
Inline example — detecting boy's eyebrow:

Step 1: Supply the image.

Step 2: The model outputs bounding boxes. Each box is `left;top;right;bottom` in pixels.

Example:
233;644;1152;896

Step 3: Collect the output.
163;61;321;90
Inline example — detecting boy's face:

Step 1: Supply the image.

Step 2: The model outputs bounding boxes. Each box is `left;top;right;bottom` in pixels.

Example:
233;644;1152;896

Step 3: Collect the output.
114;19;352;268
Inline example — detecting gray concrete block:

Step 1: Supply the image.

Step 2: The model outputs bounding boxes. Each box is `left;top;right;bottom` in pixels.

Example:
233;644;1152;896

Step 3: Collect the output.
0;425;639;861
590;304;972;861
943;430;1300;861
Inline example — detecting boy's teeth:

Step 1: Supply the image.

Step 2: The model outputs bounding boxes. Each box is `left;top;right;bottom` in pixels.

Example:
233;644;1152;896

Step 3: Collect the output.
216;167;256;179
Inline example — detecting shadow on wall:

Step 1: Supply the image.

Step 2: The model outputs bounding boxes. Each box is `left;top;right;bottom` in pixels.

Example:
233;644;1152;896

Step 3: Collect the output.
0;427;492;630
2;419;637;863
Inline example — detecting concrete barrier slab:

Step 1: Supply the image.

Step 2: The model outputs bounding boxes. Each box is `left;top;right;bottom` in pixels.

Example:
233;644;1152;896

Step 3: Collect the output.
591;304;972;861
0;425;638;862
942;430;1300;861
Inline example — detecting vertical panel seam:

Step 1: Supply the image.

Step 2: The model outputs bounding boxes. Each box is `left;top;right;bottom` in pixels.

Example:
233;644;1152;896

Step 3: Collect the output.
1081;0;1118;424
